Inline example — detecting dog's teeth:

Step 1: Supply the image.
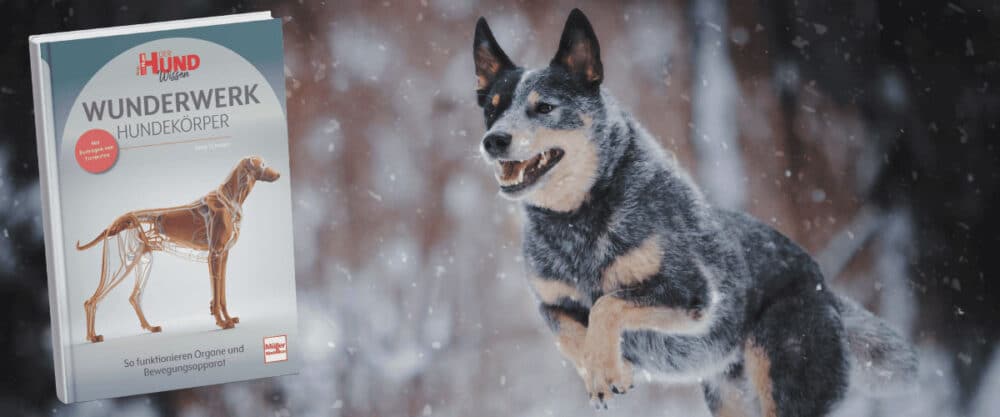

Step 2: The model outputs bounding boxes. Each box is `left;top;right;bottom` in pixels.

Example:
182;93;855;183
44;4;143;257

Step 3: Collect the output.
496;153;556;188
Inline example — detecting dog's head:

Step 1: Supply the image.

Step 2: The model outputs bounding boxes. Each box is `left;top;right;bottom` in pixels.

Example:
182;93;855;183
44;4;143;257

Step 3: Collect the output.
474;9;608;212
242;156;281;183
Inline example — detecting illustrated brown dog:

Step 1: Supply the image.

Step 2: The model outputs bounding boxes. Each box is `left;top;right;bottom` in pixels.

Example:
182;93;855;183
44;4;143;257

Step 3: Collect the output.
75;156;280;343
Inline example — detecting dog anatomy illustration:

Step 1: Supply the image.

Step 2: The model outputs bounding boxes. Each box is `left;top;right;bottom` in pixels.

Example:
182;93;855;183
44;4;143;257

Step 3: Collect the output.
473;9;918;416
76;156;280;343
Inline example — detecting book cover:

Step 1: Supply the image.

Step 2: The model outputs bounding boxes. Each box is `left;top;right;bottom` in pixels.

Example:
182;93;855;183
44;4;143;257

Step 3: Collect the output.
29;13;299;403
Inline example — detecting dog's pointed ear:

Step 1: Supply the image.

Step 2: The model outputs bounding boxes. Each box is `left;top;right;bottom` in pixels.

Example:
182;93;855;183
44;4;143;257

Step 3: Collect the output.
474;17;514;106
551;9;603;87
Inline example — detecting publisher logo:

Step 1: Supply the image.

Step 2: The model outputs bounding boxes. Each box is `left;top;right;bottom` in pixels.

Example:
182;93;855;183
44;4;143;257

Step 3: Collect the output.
137;50;201;82
263;335;288;364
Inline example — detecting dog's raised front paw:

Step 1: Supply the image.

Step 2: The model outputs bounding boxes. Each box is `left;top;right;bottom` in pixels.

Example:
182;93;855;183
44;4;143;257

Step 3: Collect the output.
581;350;634;409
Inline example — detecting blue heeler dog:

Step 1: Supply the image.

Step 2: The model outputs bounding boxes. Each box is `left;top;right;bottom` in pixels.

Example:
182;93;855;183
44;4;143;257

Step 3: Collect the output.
473;9;918;416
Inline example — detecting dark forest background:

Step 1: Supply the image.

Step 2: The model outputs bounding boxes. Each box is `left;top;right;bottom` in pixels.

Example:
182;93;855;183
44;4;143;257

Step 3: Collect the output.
1;0;998;416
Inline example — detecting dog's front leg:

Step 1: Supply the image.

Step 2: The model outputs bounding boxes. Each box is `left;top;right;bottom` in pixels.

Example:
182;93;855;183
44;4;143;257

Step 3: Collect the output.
208;251;233;329
539;305;589;377
217;250;238;326
582;290;714;408
580;295;635;408
531;277;593;380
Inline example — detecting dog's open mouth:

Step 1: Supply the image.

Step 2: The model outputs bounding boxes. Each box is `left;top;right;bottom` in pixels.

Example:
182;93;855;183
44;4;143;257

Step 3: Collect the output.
495;148;564;193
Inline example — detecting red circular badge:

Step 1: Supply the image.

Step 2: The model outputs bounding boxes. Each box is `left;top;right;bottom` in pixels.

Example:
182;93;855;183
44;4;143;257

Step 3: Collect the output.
75;129;119;174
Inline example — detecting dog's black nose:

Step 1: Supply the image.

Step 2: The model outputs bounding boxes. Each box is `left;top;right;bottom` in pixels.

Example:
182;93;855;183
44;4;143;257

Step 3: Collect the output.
483;133;512;157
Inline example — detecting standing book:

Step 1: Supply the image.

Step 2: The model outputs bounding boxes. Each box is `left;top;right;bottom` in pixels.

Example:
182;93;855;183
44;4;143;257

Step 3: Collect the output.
29;12;299;403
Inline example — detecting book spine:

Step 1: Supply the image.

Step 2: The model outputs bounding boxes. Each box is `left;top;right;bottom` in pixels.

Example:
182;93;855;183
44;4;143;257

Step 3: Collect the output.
29;40;73;404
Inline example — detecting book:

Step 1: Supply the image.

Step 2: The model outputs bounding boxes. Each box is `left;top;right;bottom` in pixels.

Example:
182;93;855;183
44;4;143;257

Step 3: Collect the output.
29;12;299;403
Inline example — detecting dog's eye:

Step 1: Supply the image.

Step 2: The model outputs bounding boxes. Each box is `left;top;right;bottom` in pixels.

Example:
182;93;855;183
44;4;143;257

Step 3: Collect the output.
535;102;555;114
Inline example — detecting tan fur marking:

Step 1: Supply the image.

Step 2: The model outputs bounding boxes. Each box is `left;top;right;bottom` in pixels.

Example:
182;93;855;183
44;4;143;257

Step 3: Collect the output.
530;277;582;305
592;261;717;337
716;380;751;417
524;125;598;212
553;312;587;376
601;235;663;293
581;295;634;398
580;289;717;399
581;295;710;394
745;340;778;417
589;296;707;335
491;94;500;107
619;305;706;333
527;90;540;107
585;296;628;368
717;405;746;417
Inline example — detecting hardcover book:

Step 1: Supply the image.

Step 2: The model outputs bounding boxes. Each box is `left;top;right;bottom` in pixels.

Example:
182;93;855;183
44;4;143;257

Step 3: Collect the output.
29;12;299;403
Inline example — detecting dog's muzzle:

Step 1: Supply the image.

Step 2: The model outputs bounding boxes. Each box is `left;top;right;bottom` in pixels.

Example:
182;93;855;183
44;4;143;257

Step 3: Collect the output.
261;167;281;182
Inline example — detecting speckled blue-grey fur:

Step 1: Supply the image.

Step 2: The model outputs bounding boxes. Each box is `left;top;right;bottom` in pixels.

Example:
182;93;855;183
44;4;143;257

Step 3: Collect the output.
473;9;917;416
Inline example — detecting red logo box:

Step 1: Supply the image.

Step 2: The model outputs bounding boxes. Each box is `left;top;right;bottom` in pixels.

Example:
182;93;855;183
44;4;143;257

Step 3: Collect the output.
263;335;288;364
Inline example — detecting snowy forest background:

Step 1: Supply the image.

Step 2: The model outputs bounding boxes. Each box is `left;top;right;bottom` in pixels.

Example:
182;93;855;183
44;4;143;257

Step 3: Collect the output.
2;0;1000;416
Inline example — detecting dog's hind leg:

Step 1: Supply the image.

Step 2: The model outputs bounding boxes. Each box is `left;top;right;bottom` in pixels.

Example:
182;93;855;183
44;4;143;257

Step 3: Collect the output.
128;250;161;333
85;231;142;342
703;373;754;417
744;292;849;417
85;234;113;343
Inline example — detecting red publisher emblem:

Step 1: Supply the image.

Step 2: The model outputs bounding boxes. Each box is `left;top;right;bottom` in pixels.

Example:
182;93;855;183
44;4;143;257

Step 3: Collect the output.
263;335;288;364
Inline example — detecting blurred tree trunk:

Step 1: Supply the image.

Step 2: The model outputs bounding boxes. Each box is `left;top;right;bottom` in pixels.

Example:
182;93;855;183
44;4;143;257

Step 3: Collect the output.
687;0;745;210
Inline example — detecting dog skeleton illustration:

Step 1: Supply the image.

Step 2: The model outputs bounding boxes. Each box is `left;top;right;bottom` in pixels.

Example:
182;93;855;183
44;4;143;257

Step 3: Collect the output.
473;9;917;416
75;156;280;343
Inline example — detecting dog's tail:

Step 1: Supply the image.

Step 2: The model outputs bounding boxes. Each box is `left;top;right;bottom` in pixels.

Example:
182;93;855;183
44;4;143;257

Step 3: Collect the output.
835;294;919;397
76;229;108;250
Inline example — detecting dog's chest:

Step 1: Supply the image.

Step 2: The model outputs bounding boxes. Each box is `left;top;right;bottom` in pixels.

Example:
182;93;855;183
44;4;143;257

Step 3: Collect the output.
197;195;244;250
523;219;616;301
223;205;243;249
